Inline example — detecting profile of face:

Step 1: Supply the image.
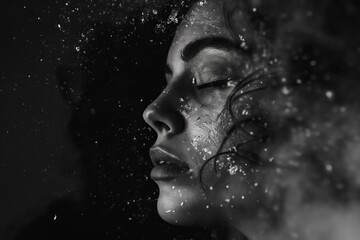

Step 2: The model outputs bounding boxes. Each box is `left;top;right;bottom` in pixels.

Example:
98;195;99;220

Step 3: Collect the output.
143;0;276;232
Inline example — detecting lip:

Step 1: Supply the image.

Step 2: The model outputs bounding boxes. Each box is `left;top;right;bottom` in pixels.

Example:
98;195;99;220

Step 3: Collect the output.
149;146;190;181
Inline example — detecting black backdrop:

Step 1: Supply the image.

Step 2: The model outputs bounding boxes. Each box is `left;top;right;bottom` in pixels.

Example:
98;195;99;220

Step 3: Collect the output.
2;0;360;239
0;0;211;239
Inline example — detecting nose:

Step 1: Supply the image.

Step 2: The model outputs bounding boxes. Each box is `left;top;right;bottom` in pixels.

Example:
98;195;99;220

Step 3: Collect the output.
143;90;185;137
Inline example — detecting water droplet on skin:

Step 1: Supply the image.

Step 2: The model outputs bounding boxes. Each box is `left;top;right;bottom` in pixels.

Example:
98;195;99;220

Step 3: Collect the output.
200;0;208;6
203;148;212;155
227;80;235;87
192;77;197;85
228;165;239;175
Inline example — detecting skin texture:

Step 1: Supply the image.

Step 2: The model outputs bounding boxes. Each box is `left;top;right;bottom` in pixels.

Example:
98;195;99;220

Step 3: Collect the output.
144;0;360;240
143;0;278;238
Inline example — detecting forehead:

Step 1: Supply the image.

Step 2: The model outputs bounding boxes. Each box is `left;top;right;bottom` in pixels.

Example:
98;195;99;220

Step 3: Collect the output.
167;0;234;67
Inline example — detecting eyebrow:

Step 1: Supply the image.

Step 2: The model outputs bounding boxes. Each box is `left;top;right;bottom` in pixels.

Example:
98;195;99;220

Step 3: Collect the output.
180;36;244;62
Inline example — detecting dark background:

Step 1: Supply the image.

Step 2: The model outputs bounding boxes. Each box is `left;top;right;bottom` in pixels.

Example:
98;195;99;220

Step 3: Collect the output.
0;0;83;236
3;0;359;239
0;0;209;239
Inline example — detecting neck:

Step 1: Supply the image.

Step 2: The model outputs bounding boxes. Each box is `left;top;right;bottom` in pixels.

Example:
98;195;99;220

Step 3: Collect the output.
211;225;249;240
212;210;274;240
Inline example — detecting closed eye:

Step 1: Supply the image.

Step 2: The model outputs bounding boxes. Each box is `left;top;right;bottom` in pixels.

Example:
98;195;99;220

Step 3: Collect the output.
196;78;237;90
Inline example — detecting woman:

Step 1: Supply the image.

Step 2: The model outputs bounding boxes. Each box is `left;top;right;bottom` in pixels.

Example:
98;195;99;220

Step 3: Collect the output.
143;0;360;239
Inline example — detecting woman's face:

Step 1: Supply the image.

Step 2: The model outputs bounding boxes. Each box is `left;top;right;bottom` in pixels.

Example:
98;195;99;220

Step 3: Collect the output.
143;0;269;226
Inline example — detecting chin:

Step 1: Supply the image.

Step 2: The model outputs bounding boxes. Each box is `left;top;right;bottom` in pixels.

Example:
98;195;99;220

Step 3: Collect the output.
156;182;222;226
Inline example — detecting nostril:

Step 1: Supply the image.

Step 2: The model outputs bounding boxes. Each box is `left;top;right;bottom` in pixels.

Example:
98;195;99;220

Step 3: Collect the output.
154;121;171;132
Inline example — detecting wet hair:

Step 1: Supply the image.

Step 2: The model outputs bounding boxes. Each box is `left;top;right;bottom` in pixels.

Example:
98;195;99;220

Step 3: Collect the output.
197;0;360;208
198;0;282;188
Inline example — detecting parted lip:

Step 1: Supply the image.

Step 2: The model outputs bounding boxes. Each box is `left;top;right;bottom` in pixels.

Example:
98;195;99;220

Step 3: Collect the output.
149;146;191;181
149;146;189;168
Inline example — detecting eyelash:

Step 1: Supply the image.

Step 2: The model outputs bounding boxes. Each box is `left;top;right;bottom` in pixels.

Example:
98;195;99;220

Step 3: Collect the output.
194;78;236;90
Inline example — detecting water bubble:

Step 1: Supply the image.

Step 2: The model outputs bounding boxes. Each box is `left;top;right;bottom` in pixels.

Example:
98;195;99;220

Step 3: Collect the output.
282;86;290;95
167;10;179;24
325;90;334;99
326;164;333;172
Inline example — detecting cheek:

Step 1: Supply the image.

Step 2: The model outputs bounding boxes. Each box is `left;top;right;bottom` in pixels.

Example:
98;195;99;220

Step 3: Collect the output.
181;100;230;167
